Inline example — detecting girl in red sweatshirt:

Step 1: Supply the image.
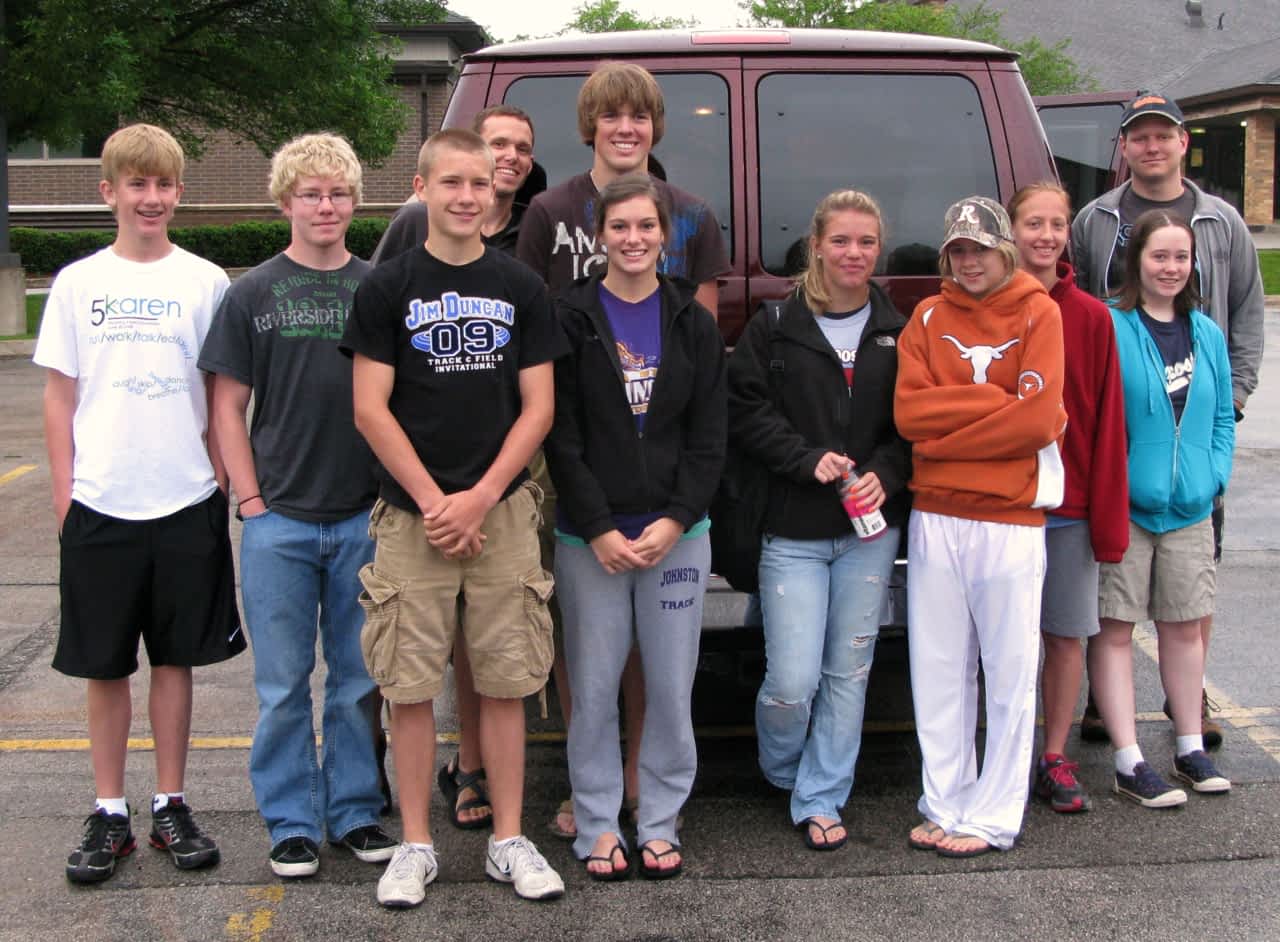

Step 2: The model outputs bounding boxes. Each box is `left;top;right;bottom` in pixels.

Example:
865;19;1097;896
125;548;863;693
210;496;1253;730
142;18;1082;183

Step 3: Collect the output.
895;196;1066;857
1008;183;1129;816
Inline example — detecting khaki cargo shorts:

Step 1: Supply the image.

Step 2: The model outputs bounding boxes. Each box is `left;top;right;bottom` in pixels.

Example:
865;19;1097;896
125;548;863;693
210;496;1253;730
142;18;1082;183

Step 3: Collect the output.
357;480;555;703
1099;517;1216;624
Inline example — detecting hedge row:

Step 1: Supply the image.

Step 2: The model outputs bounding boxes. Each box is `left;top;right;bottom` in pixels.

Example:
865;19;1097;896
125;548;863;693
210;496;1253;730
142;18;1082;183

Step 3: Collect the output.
13;217;391;276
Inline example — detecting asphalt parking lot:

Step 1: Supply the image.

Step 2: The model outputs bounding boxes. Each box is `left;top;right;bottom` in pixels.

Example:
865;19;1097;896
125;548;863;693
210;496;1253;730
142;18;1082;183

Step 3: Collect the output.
1;309;1279;941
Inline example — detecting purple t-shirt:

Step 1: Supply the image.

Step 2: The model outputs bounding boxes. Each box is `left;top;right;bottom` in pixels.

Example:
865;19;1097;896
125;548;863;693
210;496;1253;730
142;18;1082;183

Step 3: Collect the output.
600;283;662;433
555;282;667;541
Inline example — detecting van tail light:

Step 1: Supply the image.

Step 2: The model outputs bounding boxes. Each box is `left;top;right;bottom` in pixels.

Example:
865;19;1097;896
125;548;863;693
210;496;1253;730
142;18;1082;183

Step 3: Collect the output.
691;30;791;45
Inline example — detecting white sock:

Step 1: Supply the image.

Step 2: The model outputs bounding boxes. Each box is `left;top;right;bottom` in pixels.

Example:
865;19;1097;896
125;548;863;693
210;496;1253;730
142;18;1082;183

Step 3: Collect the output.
407;841;433;853
153;791;184;813
1114;744;1144;776
96;797;128;817
491;834;520;848
1176;735;1204;757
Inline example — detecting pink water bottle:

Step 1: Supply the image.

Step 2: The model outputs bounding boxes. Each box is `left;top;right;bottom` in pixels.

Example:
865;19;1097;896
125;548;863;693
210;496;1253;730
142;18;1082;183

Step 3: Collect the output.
839;470;887;541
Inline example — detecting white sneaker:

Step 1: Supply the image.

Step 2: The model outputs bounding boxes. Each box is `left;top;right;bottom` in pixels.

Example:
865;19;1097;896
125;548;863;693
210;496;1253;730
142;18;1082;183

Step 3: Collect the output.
376;843;438;908
485;835;564;900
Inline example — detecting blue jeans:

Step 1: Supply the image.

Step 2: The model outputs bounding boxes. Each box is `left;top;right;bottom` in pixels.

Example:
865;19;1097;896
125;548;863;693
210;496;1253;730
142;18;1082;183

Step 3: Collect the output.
240;508;381;845
756;529;899;824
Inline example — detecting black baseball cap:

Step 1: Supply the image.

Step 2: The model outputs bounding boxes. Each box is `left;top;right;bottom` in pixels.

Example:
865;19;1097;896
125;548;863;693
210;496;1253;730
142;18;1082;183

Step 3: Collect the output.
1120;92;1184;129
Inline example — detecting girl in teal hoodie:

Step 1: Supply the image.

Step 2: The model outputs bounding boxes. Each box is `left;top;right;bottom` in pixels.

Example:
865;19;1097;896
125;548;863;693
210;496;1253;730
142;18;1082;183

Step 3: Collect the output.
1092;209;1234;809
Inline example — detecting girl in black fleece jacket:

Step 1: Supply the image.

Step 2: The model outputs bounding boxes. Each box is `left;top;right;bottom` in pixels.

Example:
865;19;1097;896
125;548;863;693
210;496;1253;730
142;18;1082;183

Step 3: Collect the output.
728;189;909;852
544;174;726;882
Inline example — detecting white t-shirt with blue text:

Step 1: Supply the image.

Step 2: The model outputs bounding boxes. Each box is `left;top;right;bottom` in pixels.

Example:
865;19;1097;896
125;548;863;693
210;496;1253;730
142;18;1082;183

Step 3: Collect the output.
34;246;229;519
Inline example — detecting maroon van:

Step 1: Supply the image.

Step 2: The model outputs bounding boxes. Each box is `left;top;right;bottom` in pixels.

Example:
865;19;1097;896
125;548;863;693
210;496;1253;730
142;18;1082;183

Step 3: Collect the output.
442;28;1060;347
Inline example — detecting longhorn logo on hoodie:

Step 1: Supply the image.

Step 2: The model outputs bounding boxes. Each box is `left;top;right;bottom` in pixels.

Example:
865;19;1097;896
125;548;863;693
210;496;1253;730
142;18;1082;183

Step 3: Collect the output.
940;334;1020;384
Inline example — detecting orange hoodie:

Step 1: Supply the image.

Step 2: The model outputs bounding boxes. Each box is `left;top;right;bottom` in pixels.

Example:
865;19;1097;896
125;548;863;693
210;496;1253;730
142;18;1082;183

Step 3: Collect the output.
894;268;1067;525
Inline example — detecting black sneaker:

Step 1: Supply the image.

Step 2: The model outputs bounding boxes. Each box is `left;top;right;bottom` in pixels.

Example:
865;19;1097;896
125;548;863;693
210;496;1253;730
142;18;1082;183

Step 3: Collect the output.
333;824;397;863
149;799;220;870
1173;750;1231;793
1079;695;1110;743
270;836;320;878
1114;761;1187;808
66;807;135;884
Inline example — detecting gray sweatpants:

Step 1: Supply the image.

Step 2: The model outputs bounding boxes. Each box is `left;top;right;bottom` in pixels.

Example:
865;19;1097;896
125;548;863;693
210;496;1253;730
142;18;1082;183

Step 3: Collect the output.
555;533;709;860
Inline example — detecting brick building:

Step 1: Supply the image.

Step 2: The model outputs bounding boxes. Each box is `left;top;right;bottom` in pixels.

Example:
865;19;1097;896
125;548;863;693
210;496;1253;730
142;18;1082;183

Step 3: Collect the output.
7;14;488;228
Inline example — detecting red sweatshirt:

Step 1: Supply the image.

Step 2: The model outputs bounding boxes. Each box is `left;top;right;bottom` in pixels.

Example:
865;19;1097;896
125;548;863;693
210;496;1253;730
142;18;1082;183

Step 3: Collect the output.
895;269;1067;526
1049;261;1129;562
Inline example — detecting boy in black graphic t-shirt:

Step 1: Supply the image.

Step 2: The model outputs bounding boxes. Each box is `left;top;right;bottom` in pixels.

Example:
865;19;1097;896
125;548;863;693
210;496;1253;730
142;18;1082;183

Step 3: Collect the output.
341;129;567;907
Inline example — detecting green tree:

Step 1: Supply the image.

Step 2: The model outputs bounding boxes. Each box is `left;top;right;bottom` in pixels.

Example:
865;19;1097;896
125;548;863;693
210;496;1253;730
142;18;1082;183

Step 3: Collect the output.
560;0;696;33
2;0;447;164
743;0;1094;95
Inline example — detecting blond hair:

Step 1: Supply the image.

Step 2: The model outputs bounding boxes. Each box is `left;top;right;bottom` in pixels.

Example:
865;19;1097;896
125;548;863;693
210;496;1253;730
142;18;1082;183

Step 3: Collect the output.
798;190;885;312
1006;181;1072;224
416;128;494;181
268;133;363;207
937;240;1019;284
577;61;666;147
101;124;184;184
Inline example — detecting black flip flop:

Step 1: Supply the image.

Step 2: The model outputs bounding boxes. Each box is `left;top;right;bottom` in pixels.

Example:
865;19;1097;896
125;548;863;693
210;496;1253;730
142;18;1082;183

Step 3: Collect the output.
638;841;683;879
801;818;848;852
585;841;631;882
936;836;994;859
436;756;492;830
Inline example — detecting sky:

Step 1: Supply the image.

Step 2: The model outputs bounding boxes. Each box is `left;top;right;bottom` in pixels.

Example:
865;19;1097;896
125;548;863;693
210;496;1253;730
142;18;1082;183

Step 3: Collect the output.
445;0;756;43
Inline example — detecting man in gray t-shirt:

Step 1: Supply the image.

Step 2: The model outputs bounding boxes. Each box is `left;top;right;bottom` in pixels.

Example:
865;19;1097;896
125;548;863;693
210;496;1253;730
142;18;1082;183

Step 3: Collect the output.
199;134;395;879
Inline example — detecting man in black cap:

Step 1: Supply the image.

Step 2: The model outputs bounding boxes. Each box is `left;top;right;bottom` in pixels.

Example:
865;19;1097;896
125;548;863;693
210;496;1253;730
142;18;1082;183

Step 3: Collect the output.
1072;91;1264;748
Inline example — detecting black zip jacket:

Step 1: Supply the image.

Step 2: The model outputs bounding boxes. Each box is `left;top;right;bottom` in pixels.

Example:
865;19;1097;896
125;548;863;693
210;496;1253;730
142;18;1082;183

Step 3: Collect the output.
727;284;910;540
545;274;728;541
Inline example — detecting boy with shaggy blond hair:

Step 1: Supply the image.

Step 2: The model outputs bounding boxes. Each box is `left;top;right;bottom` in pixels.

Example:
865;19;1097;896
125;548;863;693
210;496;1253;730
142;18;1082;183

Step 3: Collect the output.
199;132;395;879
36;123;244;884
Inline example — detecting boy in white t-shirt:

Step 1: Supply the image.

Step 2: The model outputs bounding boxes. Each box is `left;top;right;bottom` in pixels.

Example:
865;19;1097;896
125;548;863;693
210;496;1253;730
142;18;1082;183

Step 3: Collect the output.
34;124;246;885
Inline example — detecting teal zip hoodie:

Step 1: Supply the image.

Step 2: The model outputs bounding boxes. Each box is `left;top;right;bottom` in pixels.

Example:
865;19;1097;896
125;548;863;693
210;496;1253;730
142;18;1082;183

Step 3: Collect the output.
1109;305;1234;534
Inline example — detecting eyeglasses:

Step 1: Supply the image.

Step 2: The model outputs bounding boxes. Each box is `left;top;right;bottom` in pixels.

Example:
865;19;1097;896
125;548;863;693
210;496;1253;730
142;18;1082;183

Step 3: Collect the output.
293;190;353;207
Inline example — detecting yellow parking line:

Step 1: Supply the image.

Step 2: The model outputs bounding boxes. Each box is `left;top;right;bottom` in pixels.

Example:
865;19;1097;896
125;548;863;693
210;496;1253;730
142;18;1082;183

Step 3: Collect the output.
0;464;36;487
1133;623;1280;766
4;705;1275;753
226;885;284;942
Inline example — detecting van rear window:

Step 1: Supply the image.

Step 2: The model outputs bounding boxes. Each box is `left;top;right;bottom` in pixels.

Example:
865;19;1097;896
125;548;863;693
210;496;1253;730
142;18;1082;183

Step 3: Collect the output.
1037;102;1123;211
505;73;733;257
757;73;998;277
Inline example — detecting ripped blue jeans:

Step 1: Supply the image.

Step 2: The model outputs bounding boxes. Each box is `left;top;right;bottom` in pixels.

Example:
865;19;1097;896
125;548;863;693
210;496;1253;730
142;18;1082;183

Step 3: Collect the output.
756;529;899;824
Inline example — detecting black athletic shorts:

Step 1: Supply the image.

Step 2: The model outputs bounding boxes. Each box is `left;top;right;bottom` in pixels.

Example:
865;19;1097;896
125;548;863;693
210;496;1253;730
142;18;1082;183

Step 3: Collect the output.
53;490;245;679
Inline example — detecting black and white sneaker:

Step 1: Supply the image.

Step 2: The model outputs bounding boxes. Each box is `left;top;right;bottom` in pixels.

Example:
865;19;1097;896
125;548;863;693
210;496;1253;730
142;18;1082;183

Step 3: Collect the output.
270;836;320;878
149;799;220;870
333;824;397;863
1173;750;1231;794
66;807;135;884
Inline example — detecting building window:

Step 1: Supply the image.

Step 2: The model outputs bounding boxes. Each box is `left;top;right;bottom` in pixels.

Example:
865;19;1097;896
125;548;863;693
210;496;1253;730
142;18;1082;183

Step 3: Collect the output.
8;134;107;161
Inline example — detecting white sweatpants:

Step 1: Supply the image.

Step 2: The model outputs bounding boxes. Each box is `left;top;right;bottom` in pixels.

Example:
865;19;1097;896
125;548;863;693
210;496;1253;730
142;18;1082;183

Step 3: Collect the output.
907;510;1044;849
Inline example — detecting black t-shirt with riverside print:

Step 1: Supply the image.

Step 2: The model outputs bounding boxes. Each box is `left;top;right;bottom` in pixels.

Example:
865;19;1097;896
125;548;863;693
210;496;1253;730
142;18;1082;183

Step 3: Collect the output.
198;253;377;521
340;245;568;512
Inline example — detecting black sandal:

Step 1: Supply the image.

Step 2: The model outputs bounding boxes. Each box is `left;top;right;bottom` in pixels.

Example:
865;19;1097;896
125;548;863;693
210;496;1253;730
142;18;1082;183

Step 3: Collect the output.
638;841;683;880
801;817;848;852
436;755;492;830
585;840;631;882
